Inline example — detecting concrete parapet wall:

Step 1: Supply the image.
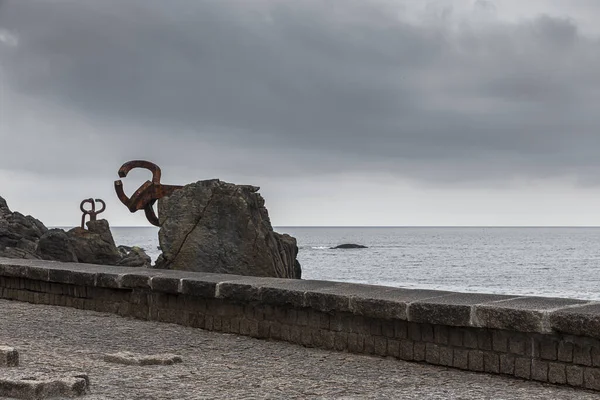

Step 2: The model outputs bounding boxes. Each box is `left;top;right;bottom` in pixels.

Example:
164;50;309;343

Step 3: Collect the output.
1;257;600;391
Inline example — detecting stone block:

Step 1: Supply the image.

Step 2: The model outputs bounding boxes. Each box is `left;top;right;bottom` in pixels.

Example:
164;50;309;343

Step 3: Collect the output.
449;328;463;347
399;340;414;360
387;339;400;358
433;325;449;345
363;335;375;354
566;365;584;387
411;293;512;327
120;273;151;289
500;354;515;375
0;374;90;399
531;360;548;382
476;297;588;333
539;338;558;361
453;349;469;370
549;303;600;339
425;343;440;364
348;333;362;353
351;287;450;320
514;358;531;379
463;329;478;349
421;324;434;342
439;347;453;367
584;368;600;391
48;269;96;286
150;276;180;294
414;342;426;361
477;330;492;351
468;350;484;372
373;336;387;356
0;346;18;367
492;330;509;352
558;342;574;362
104;352;182;366
548;363;567;384
408;323;421;341
484;353;500;374
573;343;592;366
508;335;529;356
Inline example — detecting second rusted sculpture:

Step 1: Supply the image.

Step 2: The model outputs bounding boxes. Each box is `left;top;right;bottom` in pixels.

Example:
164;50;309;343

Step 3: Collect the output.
80;198;106;229
114;160;182;226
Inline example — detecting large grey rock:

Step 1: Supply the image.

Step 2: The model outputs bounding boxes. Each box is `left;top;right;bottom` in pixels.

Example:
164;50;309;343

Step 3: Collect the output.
36;229;78;262
68;221;122;265
0;196;47;259
155;179;301;279
118;245;152;268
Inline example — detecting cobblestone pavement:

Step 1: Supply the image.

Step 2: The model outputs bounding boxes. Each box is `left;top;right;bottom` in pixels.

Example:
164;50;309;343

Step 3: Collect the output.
0;299;597;400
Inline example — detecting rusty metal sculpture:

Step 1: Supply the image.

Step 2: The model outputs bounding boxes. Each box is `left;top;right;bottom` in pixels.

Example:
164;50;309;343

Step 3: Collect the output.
114;160;183;226
80;198;106;229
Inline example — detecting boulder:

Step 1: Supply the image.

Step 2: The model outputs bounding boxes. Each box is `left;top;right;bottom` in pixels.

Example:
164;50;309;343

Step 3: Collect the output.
331;244;368;249
0;196;47;259
118;245;152;268
67;221;122;265
155;179;301;279
36;229;78;262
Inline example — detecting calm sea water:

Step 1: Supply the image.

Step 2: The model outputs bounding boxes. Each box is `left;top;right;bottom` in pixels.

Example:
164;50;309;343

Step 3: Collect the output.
111;227;600;301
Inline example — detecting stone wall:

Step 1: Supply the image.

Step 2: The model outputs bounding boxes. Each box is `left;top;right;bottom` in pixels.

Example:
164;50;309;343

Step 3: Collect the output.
2;258;600;391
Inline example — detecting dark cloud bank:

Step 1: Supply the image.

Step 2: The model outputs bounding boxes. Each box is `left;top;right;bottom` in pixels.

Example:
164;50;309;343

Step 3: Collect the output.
1;0;600;186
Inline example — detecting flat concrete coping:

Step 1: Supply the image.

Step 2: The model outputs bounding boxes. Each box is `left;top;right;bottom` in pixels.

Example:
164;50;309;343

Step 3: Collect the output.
1;257;598;339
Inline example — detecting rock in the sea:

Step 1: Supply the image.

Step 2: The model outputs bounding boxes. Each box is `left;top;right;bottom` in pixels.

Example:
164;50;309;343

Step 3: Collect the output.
0;196;47;259
118;245;152;268
331;244;368;249
67;221;122;265
155;179;301;278
36;229;78;262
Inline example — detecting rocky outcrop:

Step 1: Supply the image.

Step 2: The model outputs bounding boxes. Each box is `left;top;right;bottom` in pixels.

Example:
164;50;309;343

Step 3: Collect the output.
155;179;301;279
36;229;78;262
331;244;368;249
0;195;151;267
118;245;152;268
0;196;47;259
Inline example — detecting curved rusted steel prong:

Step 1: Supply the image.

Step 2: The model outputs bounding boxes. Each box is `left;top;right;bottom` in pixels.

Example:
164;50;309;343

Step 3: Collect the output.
94;199;106;215
114;160;183;226
144;202;160;227
80;198;95;214
117;160;162;183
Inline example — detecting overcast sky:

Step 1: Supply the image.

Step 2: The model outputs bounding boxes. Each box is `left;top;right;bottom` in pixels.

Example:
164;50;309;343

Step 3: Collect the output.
1;0;600;227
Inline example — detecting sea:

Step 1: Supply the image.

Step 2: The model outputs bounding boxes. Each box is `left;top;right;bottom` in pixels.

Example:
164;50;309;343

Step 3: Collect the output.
110;227;600;301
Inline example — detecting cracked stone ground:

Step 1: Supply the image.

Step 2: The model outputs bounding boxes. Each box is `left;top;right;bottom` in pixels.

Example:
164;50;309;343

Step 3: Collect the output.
0;299;597;400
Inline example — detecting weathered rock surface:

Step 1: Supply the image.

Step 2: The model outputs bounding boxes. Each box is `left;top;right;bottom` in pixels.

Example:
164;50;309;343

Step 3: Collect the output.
68;221;122;265
118;246;152;268
0;196;151;267
0;196;47;259
155;179;301;278
36;229;78;262
331;244;368;249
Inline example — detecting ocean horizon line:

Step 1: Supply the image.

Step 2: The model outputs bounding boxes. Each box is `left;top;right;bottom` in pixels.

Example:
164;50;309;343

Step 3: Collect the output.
53;225;600;229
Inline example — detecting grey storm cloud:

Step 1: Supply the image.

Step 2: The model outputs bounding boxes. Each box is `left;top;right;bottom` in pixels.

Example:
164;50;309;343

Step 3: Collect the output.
1;0;600;184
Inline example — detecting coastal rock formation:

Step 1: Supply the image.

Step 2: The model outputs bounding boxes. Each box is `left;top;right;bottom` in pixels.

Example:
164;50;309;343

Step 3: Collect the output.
118;245;152;268
0;195;151;267
331;244;368;249
0;196;47;259
36;229;78;262
155;179;301;279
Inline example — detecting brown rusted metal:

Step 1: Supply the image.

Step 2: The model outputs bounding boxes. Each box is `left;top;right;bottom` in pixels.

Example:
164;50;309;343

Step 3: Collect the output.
80;198;106;229
114;160;183;226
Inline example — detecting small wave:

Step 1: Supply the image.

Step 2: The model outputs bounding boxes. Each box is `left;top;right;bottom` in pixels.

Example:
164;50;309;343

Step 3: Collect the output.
310;246;331;250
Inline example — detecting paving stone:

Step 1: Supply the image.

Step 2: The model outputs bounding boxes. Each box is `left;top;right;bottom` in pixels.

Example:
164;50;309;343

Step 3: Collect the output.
104;351;183;366
0;374;90;399
0;346;18;367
